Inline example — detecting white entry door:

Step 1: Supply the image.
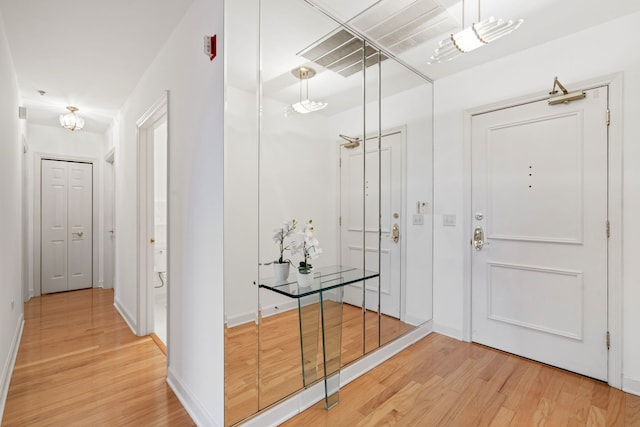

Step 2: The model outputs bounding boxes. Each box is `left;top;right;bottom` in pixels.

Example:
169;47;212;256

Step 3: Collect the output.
341;131;402;318
471;87;609;380
42;160;93;294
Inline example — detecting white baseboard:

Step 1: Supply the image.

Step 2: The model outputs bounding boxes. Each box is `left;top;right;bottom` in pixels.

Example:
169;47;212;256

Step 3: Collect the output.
0;315;24;423
242;322;433;427
623;376;640;397
259;300;298;318
114;296;138;336
433;322;463;341
167;367;219;427
225;311;256;329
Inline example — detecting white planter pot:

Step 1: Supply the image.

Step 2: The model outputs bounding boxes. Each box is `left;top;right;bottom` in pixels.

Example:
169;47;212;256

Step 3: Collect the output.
273;263;290;282
296;269;313;288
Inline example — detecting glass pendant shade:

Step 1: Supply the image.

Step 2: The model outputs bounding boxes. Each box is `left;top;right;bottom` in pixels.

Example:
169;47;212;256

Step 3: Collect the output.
59;106;85;131
290;99;328;114
286;66;328;116
429;15;523;64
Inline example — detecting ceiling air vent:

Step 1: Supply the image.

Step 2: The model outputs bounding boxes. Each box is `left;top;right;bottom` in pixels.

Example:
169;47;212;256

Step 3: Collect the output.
299;0;456;76
298;29;385;78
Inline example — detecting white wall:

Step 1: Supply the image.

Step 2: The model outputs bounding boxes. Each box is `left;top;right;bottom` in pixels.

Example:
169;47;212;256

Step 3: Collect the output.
25;124;107;294
111;0;225;424
433;11;640;395
0;10;25;421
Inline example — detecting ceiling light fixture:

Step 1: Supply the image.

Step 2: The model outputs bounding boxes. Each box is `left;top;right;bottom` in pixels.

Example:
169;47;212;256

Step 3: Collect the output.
428;0;522;64
285;66;328;116
59;106;85;131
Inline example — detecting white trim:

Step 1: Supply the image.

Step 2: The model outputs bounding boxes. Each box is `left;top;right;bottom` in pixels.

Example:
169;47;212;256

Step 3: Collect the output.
241;322;432;427
623;376;640;397
0;315;24;422
225;311;258;328
167;368;219;427
462;73;624;389
33;153;100;297
433;322;463;340
258;300;298;319
114;296;137;335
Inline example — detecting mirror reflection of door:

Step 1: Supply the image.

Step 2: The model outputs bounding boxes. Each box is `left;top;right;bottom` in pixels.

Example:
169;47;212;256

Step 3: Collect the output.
340;131;403;348
41;159;93;294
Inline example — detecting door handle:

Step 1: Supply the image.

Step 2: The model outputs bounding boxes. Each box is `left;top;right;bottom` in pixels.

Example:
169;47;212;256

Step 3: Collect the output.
72;231;84;237
150;237;155;244
473;226;485;251
392;223;400;243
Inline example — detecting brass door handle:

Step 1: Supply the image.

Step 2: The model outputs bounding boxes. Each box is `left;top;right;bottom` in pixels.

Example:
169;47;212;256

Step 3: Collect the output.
150;237;155;244
392;223;399;243
72;231;84;237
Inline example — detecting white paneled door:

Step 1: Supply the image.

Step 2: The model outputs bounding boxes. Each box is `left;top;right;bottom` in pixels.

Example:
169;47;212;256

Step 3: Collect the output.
341;131;402;318
42;160;93;294
471;87;609;380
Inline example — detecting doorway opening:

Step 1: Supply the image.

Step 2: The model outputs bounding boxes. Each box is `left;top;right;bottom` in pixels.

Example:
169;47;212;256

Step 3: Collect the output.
136;93;169;352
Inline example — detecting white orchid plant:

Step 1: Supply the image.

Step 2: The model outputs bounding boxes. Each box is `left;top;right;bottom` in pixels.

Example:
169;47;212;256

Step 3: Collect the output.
291;219;322;274
272;219;297;264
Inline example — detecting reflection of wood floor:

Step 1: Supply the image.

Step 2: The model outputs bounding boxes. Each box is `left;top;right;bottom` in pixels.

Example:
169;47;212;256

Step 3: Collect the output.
224;303;414;426
282;333;640;426
2;289;194;426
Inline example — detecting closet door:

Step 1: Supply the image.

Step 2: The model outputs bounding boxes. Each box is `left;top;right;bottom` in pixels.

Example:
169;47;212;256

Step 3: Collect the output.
42;160;93;294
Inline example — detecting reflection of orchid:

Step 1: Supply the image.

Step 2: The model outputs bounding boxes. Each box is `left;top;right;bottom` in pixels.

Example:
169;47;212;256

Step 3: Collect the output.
273;219;297;264
291;220;322;274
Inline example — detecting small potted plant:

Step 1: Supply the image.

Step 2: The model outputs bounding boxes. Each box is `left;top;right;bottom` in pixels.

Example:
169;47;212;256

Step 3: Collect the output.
291;219;322;287
271;219;297;281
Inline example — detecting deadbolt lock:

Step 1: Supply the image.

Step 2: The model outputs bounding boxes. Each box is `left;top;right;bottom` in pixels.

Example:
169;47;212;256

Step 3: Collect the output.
392;223;400;243
473;227;485;251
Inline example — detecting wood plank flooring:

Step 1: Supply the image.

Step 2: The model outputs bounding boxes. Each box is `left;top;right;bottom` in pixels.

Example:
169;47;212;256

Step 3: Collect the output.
281;333;640;427
225;303;414;425
1;288;194;427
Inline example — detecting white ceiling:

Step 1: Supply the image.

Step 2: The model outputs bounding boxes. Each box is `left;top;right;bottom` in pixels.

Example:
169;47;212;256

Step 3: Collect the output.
0;0;194;132
2;0;639;132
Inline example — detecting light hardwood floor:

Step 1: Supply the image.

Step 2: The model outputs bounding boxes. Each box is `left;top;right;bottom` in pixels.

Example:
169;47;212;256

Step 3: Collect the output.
282;333;640;427
2;288;194;427
225;303;414;425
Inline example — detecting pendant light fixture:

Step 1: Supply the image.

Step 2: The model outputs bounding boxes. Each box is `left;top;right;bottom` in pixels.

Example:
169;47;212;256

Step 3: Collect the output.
428;0;523;64
59;106;85;131
285;66;328;116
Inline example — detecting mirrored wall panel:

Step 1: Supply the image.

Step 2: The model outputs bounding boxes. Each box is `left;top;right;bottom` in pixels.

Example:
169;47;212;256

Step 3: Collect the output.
224;0;434;424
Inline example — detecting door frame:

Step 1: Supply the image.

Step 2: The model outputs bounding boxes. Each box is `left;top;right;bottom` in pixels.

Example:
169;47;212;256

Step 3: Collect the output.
136;92;169;339
337;126;408;321
104;147;115;289
33;153;99;297
462;73;623;388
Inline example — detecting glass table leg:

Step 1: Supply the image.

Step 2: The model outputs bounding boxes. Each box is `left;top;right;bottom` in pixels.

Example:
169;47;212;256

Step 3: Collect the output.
320;287;344;408
298;294;320;387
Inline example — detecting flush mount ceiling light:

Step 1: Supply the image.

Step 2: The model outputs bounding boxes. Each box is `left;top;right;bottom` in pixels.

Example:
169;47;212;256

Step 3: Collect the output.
428;0;523;64
285;66;328;116
59;106;85;131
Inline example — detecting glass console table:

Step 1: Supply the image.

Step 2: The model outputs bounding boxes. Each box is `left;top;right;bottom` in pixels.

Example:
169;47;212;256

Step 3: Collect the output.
260;265;379;409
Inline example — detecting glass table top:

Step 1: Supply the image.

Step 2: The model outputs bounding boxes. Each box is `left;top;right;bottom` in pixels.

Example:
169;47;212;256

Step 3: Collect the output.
259;265;379;298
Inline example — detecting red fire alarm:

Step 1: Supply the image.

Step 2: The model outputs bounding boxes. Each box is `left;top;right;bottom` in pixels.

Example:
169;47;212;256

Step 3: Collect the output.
204;34;217;61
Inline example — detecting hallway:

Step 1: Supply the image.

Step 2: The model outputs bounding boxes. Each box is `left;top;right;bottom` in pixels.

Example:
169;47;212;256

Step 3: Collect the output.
2;289;193;426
